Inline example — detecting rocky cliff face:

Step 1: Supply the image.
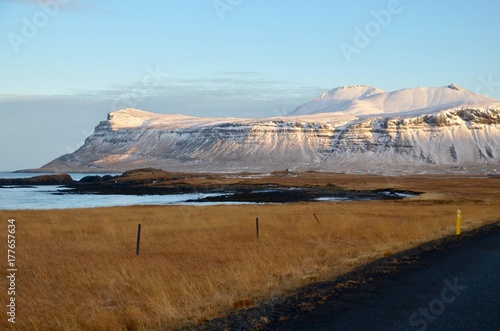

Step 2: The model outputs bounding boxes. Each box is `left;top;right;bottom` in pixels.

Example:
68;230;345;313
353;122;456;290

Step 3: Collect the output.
38;85;500;174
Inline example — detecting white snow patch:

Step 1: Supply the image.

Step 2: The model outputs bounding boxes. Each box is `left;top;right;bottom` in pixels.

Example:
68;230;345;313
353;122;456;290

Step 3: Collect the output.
289;84;495;117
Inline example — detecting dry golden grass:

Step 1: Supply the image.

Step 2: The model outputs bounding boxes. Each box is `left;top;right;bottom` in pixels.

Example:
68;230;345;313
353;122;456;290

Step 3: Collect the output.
0;176;499;330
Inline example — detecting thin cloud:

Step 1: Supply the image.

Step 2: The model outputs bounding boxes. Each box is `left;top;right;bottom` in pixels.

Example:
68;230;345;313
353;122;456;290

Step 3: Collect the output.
212;71;262;77
1;73;327;119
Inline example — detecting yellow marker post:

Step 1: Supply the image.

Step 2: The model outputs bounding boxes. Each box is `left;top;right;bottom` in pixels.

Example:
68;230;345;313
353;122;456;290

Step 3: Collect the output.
456;210;462;235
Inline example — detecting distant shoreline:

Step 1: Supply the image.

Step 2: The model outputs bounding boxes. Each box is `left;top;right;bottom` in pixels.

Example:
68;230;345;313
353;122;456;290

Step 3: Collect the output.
0;169;418;204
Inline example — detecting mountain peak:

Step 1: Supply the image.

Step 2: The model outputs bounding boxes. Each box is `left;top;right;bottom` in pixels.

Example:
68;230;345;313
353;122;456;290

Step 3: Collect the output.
447;83;463;91
108;108;154;119
338;85;369;89
108;108;157;129
290;84;495;117
322;85;384;98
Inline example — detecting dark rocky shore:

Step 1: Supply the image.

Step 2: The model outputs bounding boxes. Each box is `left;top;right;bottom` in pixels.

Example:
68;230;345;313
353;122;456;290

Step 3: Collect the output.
1;168;418;203
0;174;73;186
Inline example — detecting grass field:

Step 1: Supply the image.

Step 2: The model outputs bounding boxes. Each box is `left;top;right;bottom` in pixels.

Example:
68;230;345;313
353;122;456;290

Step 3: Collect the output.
0;174;499;330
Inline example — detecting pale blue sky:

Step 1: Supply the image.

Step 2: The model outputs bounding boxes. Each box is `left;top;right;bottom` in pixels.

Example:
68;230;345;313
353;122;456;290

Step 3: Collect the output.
1;0;499;170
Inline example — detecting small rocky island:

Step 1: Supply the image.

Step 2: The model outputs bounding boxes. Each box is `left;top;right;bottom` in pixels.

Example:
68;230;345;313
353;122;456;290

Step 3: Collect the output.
0;174;73;186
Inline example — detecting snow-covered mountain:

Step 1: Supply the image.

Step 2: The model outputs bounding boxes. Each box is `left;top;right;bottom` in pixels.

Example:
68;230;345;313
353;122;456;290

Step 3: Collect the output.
290;84;495;116
38;84;500;174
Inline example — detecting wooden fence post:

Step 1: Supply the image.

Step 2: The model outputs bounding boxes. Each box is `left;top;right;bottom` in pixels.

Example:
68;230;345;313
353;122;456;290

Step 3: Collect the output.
136;224;142;255
313;214;321;225
256;218;259;239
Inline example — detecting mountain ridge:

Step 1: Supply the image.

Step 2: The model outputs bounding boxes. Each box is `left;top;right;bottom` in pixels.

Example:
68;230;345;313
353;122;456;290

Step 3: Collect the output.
34;84;500;175
289;84;495;116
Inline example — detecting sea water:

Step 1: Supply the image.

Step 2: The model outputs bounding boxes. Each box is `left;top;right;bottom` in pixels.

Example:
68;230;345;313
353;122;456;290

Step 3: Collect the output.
0;172;226;210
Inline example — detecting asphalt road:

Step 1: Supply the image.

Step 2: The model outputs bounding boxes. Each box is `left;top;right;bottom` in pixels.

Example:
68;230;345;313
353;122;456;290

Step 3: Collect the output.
270;225;500;331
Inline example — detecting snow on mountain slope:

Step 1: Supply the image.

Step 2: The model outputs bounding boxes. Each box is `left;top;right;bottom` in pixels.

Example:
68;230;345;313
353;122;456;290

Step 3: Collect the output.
290;84;495;117
289;85;385;116
108;109;252;130
37;84;500;174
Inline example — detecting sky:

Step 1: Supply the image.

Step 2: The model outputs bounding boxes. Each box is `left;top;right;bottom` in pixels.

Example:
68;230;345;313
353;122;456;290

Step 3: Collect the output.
1;0;500;171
